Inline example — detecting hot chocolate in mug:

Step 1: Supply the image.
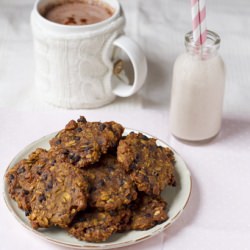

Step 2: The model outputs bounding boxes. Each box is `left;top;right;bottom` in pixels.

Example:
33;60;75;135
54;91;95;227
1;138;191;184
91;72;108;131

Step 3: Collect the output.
31;0;147;108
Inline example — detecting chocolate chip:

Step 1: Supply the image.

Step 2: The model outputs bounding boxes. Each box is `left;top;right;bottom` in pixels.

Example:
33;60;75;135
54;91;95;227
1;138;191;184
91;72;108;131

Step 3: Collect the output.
129;163;137;171
9;174;15;181
62;149;69;155
36;169;42;175
72;154;81;164
76;127;83;132
74;136;80;141
135;154;141;163
38;194;46;203
55;139;61;145
23;190;29;195
17;167;25;174
50;159;56;166
77;116;87;123
99;123;106;131
41;173;48;181
46;181;53;191
141;134;149;140
25;211;31;216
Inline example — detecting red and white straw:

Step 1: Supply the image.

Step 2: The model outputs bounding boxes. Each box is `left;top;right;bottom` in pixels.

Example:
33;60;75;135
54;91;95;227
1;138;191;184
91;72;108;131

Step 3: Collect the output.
191;0;207;46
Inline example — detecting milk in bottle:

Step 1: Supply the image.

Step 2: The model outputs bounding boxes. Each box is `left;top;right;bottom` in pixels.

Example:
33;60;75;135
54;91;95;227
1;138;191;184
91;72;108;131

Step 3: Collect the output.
169;30;225;141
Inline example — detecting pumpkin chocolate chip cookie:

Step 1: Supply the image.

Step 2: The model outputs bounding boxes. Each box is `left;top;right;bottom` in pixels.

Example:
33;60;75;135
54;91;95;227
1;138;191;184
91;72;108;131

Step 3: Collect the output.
84;154;137;211
49;116;124;168
117;132;176;196
28;161;89;229
128;194;168;230
5;148;50;212
68;208;131;242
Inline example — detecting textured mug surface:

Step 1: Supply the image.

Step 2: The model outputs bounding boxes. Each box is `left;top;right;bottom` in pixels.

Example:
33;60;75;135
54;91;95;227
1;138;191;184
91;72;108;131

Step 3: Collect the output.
31;0;127;109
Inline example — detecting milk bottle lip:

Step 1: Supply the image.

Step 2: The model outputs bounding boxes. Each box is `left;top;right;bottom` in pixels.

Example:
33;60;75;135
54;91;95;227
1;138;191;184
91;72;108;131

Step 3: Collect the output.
32;0;121;33
185;30;221;58
185;30;221;48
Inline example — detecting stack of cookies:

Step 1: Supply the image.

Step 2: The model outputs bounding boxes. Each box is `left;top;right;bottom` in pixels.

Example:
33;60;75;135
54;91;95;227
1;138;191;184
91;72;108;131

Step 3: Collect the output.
6;116;176;242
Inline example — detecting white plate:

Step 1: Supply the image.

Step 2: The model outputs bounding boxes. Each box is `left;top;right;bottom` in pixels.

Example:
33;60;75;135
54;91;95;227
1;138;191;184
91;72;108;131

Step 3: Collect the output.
3;128;192;249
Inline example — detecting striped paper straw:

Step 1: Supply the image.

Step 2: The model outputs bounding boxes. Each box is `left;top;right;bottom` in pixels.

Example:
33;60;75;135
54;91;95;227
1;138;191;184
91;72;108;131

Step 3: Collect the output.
191;0;207;45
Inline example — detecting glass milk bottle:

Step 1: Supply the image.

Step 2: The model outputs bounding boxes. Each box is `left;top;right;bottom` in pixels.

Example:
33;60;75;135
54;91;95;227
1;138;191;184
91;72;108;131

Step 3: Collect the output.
169;30;225;141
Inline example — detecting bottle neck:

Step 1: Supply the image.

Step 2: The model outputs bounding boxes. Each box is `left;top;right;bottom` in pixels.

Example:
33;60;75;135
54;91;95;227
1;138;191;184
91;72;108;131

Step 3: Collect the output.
185;30;221;60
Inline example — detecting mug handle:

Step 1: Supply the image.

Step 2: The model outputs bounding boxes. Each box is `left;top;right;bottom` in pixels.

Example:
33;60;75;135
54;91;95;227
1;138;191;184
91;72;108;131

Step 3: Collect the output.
112;35;147;97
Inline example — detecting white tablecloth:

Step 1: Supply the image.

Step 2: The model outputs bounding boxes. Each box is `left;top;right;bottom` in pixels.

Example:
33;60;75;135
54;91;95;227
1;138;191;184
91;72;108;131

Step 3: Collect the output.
1;1;250;250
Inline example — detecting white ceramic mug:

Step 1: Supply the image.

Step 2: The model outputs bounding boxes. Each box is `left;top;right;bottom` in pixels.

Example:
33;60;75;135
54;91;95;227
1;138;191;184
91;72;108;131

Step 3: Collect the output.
30;0;147;109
